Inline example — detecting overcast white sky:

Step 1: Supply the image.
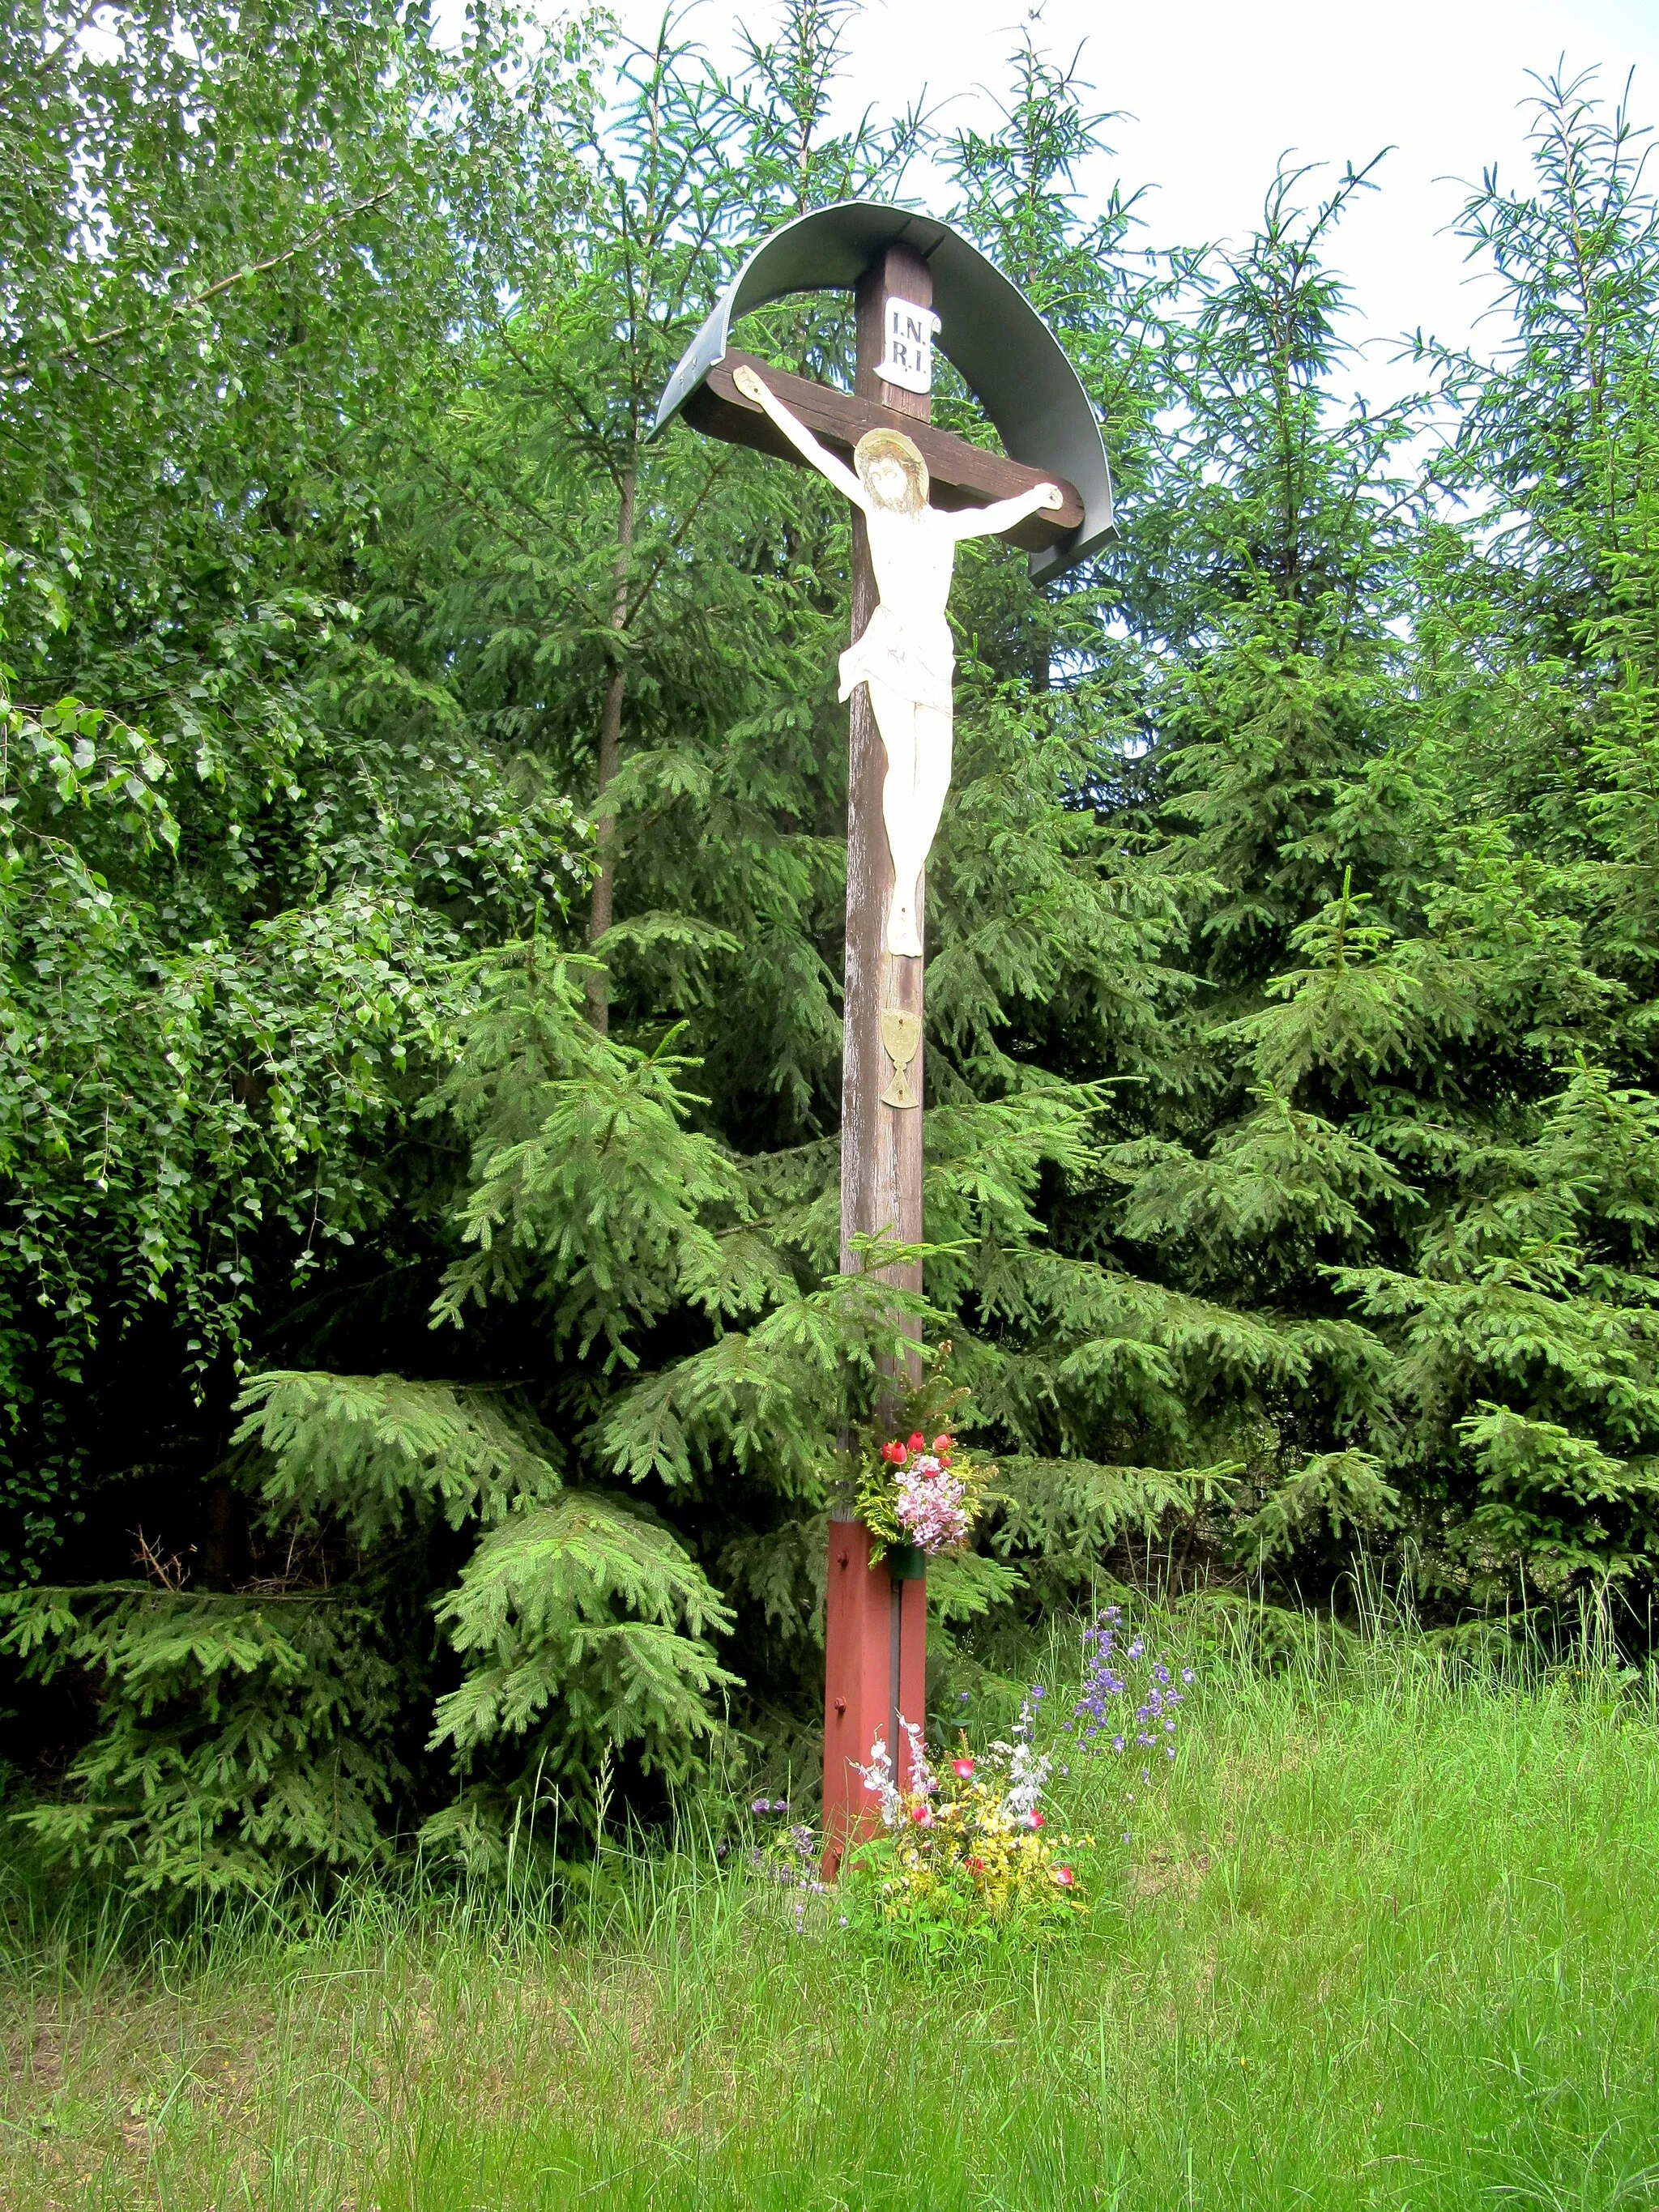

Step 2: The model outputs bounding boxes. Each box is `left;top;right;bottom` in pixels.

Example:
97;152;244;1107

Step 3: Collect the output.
594;0;1659;407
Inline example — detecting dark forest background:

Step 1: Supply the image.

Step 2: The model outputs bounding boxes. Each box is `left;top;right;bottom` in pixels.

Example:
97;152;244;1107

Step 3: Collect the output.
6;0;1659;1897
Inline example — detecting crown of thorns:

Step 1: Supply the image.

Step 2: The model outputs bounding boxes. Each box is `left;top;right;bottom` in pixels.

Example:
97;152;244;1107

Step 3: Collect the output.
854;427;928;508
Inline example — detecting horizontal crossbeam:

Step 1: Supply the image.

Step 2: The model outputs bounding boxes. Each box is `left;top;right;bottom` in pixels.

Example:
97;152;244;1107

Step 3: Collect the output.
682;350;1085;552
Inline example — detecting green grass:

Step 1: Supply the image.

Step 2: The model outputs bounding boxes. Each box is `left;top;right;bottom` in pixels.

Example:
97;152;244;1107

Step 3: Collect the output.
6;1626;1659;2210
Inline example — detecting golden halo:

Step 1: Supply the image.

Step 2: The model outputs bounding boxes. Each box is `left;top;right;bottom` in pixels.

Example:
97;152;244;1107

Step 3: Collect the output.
854;426;928;511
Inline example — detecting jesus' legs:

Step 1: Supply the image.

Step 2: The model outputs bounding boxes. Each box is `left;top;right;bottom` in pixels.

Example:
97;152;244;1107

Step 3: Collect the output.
868;681;953;958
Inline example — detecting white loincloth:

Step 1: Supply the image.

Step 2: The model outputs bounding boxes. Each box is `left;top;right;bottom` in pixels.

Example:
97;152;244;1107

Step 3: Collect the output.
838;603;954;715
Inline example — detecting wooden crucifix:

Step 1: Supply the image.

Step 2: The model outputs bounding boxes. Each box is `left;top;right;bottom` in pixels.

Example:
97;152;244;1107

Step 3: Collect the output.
655;206;1113;1877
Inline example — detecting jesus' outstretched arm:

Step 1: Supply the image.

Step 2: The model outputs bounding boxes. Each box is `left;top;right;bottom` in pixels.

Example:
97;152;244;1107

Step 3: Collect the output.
945;480;1066;541
733;364;867;509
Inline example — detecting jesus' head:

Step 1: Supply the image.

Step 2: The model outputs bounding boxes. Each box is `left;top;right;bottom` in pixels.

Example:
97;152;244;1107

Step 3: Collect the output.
854;427;928;514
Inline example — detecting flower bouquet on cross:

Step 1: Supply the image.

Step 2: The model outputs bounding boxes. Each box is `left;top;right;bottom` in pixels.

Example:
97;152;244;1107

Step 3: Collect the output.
853;1355;996;1568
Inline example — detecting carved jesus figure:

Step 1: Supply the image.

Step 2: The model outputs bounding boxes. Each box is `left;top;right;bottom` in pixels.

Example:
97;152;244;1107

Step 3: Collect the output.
734;363;1064;959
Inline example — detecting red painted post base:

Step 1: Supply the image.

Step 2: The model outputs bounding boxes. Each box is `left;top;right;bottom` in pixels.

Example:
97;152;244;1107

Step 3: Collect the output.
821;1515;926;1880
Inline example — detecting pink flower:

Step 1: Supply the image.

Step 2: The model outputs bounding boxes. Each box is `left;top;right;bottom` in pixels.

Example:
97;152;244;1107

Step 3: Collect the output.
893;1464;970;1554
951;1757;975;1779
1026;1810;1046;1830
933;1434;953;1453
1052;1865;1076;1887
910;1802;935;1828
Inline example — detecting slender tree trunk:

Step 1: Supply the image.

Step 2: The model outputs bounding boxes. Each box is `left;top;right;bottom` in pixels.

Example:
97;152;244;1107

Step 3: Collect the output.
202;1475;248;1588
586;465;637;1033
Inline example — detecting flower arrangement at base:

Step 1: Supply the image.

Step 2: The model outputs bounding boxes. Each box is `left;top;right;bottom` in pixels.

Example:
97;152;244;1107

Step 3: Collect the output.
847;1697;1090;1933
855;1428;994;1566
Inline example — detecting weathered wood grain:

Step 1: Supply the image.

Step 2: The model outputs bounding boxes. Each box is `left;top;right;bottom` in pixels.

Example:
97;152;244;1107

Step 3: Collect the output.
683;347;1084;550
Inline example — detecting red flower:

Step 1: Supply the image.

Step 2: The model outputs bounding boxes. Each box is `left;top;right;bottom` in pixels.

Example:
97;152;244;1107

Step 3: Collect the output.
1026;1810;1046;1830
966;1855;986;1875
933;1434;953;1453
881;1440;906;1465
906;1432;925;1452
910;1802;935;1828
1052;1865;1076;1887
951;1758;975;1779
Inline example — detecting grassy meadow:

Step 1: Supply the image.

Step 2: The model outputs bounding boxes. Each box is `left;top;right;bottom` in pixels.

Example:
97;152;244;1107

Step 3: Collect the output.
6;1622;1659;2212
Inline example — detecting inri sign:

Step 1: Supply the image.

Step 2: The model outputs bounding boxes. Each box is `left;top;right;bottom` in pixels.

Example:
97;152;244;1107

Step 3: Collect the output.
876;296;940;395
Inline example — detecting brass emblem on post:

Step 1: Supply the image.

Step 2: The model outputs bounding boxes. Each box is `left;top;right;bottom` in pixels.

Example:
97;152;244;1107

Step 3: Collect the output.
880;1008;921;1109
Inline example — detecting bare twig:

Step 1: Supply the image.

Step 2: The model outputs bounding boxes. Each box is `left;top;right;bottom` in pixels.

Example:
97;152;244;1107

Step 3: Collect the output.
79;185;399;352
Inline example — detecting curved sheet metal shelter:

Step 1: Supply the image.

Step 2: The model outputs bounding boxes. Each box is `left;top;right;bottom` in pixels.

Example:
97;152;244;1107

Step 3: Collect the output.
653;201;1115;585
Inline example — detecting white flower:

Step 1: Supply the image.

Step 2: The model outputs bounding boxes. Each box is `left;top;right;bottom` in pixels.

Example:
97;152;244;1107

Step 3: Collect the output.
854;1734;902;1827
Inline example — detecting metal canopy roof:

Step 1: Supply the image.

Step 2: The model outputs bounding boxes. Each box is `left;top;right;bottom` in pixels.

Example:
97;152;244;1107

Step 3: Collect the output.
652;201;1115;586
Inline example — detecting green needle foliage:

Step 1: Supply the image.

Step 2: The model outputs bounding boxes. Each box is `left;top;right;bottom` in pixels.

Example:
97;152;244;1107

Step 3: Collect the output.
6;0;1659;1894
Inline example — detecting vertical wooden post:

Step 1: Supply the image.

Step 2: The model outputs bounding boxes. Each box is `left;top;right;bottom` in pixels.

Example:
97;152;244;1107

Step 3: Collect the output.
822;241;933;1879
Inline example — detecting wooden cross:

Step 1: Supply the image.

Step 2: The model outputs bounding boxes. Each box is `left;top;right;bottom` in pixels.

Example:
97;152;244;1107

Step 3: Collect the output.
664;237;1085;1876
